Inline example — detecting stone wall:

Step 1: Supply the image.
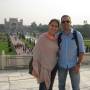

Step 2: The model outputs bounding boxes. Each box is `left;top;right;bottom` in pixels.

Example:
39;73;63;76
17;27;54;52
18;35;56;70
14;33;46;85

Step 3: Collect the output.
0;53;90;70
0;55;32;69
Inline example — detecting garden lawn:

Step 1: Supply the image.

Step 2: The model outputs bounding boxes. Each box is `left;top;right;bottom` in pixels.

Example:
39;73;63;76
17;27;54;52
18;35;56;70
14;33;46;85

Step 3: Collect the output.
84;40;90;46
0;41;16;55
0;41;8;54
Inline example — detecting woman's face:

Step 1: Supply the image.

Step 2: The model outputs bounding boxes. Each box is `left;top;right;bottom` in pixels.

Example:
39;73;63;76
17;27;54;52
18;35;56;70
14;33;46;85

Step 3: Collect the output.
48;21;59;35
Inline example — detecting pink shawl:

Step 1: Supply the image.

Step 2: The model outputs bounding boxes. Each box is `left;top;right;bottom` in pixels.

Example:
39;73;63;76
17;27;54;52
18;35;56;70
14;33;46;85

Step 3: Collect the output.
32;32;58;89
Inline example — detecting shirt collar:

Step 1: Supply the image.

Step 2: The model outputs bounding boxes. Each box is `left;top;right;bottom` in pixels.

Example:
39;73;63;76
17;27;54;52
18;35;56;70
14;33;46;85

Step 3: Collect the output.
71;28;74;33
63;28;74;35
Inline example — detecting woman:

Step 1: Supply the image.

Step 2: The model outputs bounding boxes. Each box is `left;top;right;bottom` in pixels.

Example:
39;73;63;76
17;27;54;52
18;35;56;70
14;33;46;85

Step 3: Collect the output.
32;19;59;90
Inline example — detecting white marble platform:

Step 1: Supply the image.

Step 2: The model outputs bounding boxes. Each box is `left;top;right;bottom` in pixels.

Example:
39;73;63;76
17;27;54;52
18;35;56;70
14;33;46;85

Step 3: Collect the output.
0;66;90;90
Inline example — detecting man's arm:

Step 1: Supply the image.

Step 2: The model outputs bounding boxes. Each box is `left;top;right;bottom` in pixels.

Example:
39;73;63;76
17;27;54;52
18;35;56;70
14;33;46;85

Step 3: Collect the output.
74;32;85;73
77;31;85;62
77;52;85;65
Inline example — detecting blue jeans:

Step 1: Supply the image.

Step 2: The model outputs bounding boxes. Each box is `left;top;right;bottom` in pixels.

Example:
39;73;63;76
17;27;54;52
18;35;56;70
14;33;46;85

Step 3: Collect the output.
58;66;80;90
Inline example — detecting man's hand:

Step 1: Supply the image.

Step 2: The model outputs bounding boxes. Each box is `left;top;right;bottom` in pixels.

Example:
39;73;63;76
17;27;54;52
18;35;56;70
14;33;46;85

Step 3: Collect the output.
73;64;80;73
73;52;84;73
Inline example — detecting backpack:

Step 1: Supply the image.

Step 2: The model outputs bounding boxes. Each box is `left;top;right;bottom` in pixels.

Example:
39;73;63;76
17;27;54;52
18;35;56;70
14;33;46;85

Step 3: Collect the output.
29;56;33;74
58;30;79;57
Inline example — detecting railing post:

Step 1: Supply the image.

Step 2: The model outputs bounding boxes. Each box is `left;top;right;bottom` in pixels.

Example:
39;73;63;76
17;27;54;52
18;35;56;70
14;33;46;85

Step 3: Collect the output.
1;50;6;69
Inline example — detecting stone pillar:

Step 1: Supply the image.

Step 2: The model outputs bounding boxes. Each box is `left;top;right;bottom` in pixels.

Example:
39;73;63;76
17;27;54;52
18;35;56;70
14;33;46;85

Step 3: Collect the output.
1;50;6;69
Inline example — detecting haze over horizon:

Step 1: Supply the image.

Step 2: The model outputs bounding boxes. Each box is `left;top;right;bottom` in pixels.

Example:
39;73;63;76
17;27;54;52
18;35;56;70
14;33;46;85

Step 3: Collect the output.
0;0;90;25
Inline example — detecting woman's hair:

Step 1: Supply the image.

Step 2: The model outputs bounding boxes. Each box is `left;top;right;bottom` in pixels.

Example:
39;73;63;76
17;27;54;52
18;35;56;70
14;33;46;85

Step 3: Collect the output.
49;19;60;27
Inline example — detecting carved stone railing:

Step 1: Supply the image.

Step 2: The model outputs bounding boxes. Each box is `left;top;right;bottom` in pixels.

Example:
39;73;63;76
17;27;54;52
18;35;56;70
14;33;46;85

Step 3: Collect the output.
0;53;90;70
0;55;32;70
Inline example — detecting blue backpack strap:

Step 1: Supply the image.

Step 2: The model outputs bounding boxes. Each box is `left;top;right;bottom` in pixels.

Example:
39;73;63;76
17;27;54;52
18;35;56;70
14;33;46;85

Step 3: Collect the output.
73;30;79;57
58;32;63;48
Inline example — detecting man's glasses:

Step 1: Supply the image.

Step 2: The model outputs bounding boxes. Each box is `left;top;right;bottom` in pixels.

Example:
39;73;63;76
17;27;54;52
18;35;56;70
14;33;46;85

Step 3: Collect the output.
61;20;70;24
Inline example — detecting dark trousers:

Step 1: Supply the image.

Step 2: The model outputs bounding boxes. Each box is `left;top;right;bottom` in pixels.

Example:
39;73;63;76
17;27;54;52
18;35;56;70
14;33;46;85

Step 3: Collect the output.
39;64;58;90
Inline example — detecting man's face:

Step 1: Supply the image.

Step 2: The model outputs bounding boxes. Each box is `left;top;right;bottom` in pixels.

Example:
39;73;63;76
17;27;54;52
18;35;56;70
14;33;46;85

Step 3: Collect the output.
61;16;71;31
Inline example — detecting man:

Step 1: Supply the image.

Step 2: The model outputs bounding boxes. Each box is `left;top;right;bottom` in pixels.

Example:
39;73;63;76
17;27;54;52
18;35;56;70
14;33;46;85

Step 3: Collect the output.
58;15;85;90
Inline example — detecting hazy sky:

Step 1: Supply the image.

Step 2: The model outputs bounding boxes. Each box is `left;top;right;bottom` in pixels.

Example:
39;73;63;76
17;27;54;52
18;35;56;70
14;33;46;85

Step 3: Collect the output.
0;0;90;25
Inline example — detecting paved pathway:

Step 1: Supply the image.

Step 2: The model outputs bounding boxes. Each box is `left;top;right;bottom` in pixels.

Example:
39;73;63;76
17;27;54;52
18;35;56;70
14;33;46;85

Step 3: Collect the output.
0;66;90;90
10;35;32;55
